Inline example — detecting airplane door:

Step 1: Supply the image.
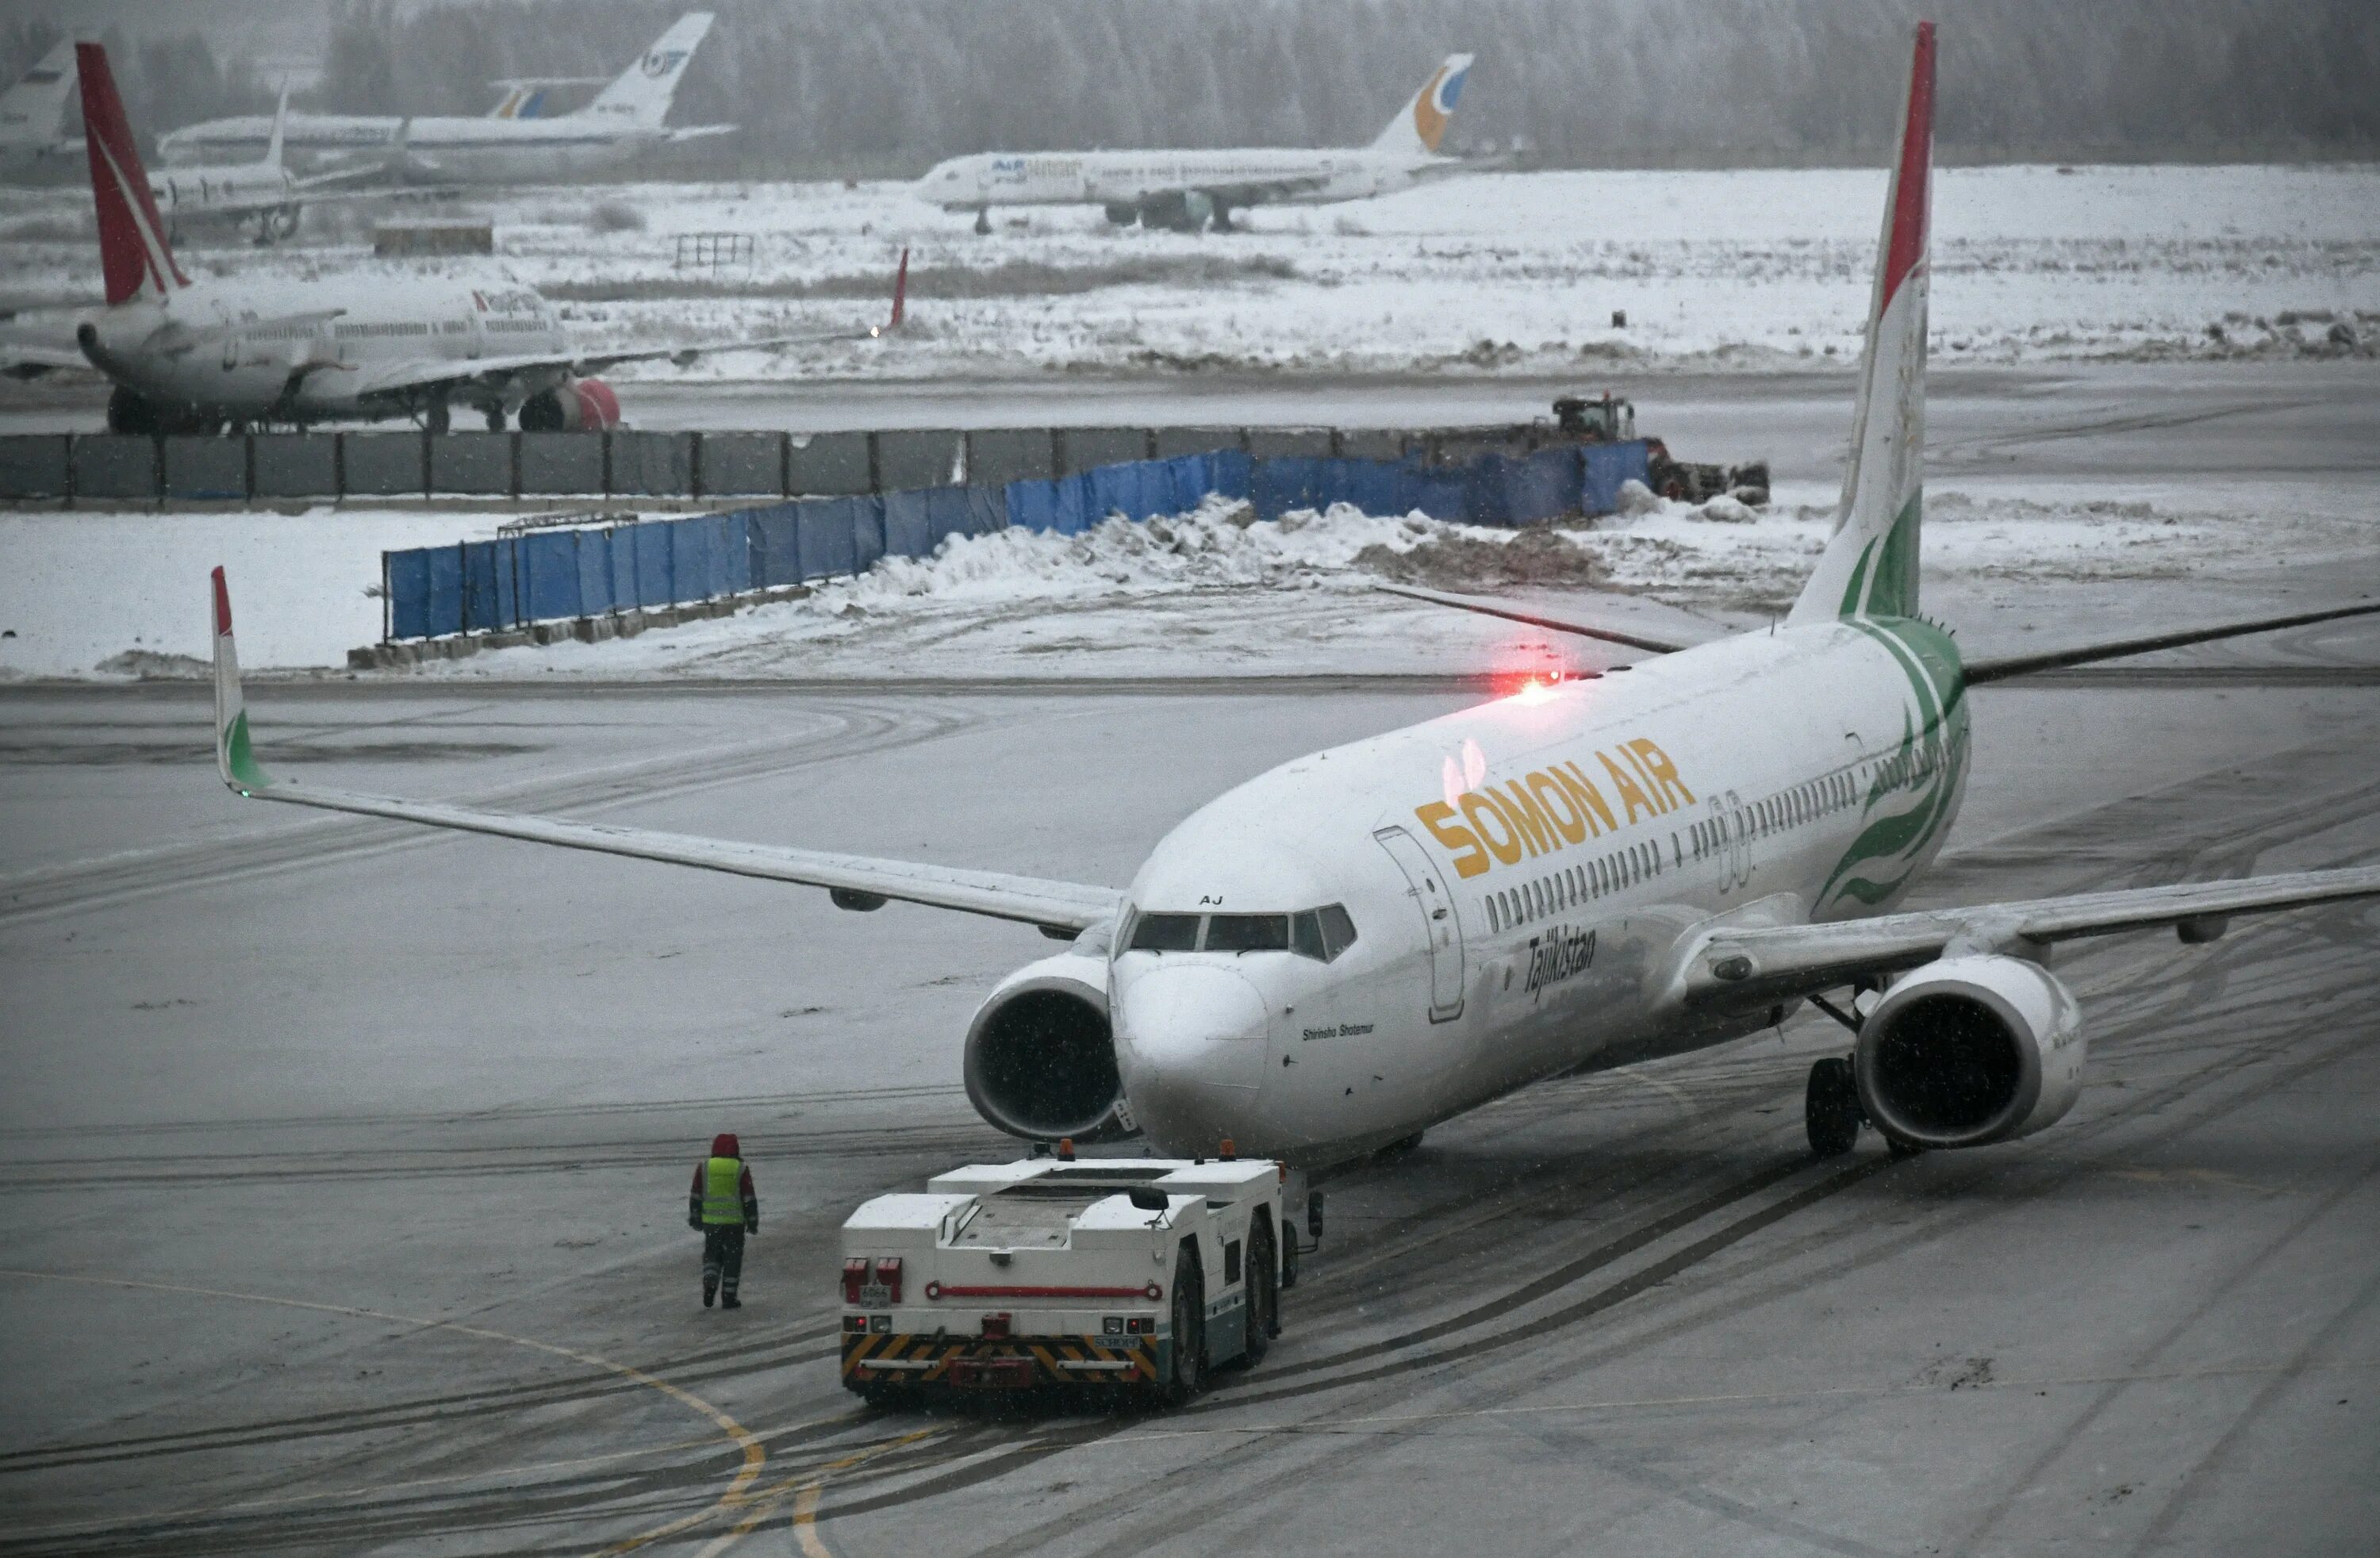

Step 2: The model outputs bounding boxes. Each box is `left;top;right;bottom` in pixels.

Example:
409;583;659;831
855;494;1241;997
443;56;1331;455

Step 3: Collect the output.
1373;826;1464;1023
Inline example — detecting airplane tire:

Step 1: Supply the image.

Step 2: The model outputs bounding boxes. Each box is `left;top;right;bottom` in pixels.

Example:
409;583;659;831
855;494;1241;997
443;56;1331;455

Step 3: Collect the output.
973;205;991;236
106;386;163;436
1103;203;1138;226
1241;1217;1276;1364
1157;1244;1204;1405
425;399;451;436
484;405;506;432
1805;1057;1862;1157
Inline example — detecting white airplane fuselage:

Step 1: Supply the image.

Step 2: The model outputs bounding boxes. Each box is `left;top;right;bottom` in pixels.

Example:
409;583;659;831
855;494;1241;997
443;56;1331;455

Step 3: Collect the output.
160;113;673;183
919;148;1460;213
1099;619;1968;1164
78;275;569;420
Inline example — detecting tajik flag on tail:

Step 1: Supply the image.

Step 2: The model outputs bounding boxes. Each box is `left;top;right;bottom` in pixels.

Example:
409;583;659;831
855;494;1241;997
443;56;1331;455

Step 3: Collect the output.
212;568;270;796
1788;21;1936;627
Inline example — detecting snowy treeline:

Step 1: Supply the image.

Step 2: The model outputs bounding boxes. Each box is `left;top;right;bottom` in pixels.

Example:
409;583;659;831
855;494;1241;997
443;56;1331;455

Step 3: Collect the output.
11;0;2377;170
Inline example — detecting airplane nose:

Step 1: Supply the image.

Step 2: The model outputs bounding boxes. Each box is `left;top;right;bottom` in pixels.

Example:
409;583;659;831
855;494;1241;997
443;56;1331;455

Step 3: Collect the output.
1113;965;1271;1150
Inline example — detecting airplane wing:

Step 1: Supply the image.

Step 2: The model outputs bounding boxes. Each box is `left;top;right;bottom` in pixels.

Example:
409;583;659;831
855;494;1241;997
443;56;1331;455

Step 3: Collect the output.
206;570;1117;936
1672;868;2380;1010
344;247;908;404
1395;584;2380;676
665;124;737;143
1374;582;1702;654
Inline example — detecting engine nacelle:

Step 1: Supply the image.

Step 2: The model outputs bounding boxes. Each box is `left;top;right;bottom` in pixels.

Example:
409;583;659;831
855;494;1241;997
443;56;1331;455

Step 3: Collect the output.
1853;954;2085;1149
963;948;1137;1144
518;376;621;432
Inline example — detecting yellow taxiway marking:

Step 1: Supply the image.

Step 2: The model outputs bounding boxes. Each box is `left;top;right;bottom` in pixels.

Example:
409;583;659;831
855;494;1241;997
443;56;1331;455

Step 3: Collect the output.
0;1268;765;1557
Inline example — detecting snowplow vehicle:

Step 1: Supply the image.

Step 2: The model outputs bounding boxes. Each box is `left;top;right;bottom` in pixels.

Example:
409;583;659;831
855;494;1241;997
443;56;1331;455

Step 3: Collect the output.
839;1153;1290;1405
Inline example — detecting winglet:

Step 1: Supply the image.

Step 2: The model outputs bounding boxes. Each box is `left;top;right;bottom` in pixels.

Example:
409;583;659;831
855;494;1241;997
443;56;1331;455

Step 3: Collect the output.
211;567;270;796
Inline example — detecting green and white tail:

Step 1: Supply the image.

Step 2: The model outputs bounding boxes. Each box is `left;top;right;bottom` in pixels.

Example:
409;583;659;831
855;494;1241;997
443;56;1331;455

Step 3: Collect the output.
212;566;271;796
1787;21;1936;627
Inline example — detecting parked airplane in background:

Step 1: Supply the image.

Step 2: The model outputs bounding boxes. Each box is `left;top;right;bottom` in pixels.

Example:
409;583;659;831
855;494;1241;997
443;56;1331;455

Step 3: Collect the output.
71;44;900;434
158;12;733;185
211;25;2380;1185
0;38;80;182
148;83;399;244
919;53;1478;232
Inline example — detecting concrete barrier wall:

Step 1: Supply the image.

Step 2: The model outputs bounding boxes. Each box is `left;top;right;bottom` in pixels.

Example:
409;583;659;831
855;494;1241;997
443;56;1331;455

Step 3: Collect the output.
518;432;605;496
344;433;427;497
876;429;964;493
701;432;784;497
163;437;246;501
254;433;337;498
1;422;1617;507
787;431;873;497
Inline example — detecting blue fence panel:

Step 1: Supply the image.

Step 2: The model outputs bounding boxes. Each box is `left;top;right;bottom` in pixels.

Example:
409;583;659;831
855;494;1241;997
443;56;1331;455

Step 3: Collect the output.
424;546;465;638
749;505;801;587
461;540;504;631
1083;462;1129;524
605;524;637;610
1250;456;1330;521
1006;478;1058;531
850;494;886;573
1336;458;1406;517
632;521;674;607
1162;452;1216;513
1512;447;1583;524
1580;439;1652;516
1134;459;1178;520
574;528;615;616
1210;447;1253;501
667;515;716;602
923;485;974;547
520;531;582;621
386;548;432;639
965;485;1005;535
1396;464;1469;521
798;497;858;580
1053;472;1094;535
884;489;934;559
719;512;753;595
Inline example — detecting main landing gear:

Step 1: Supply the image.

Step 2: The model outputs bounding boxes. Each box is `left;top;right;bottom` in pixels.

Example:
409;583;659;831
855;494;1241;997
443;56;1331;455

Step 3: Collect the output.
1804;1057;1863;1157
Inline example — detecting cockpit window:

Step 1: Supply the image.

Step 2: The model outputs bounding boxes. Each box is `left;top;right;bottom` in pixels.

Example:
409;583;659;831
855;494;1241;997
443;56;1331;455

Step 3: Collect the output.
1319;904;1358;959
1127;912;1200;953
1205;914;1289;954
1291;911;1326;961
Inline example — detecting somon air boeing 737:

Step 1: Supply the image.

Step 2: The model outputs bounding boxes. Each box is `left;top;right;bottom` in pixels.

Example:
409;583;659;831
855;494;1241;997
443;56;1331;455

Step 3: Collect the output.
918;54;1477;232
70;43;903;436
209;24;2379;1174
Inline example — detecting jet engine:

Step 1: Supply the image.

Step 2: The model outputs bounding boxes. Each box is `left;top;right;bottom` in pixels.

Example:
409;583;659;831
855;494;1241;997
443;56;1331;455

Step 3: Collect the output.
517;376;622;432
1852;955;2085;1149
963;949;1136;1144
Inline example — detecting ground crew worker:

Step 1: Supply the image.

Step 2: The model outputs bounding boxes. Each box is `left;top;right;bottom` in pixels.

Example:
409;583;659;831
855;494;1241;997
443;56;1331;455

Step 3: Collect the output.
688;1132;758;1309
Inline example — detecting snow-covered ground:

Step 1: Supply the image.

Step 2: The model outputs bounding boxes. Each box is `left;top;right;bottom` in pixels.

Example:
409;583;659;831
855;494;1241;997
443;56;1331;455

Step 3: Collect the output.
7;476;2369;681
5;165;2375;378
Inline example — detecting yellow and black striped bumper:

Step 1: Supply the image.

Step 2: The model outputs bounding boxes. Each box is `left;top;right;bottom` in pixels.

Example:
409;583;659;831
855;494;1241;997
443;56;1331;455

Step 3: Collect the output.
842;1333;1159;1389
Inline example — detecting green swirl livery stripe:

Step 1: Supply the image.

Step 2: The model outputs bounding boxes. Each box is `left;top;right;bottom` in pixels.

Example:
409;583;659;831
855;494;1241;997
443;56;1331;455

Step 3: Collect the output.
1839;490;1923;620
222;708;267;793
1818;615;1967;911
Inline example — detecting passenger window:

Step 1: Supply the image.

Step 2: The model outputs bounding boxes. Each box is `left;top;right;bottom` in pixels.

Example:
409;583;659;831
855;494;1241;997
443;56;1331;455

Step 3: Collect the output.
1206;914;1289;954
1486;897;1502;933
1319;904;1358;958
1127;912;1200;953
1292;910;1327;961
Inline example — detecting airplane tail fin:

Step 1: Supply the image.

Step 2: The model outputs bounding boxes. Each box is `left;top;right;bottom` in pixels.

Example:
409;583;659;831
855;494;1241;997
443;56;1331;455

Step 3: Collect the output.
76;42;190;308
582;11;715;129
1369;53;1473;157
888;247;908;331
1;39;79;144
1787;21;1936;627
263;79;290;171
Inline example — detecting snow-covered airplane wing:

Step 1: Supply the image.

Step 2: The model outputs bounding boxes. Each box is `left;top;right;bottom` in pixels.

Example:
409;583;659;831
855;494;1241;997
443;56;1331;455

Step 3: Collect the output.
206;570;1117;935
1673;869;2380;1009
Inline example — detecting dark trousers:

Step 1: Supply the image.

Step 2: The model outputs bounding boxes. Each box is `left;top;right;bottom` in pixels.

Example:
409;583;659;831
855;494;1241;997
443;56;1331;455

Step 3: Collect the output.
701;1226;746;1300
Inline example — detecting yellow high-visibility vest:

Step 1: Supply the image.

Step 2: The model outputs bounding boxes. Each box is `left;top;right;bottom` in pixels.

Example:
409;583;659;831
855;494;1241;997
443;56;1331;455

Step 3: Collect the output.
701;1157;743;1225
